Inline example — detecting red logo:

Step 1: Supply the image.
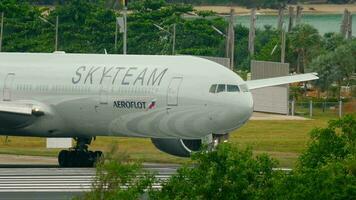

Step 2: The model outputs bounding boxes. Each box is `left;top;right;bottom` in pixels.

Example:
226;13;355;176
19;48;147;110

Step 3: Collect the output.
147;99;156;110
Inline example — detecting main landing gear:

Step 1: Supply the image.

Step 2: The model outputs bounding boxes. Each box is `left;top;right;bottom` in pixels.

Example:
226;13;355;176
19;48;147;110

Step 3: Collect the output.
58;137;102;167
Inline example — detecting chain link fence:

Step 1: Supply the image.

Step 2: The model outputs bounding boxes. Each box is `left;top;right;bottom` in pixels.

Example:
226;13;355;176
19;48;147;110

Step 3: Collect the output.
289;100;355;118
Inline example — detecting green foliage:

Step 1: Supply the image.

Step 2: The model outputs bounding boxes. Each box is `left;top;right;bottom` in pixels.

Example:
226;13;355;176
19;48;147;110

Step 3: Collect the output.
0;0;47;52
166;0;290;8
309;40;356;94
273;115;356;200
273;160;356;200
50;0;117;53
254;25;280;62
1;0;355;74
79;116;355;199
79;147;156;200
299;115;356;169
151;116;356;200
234;25;250;70
288;24;322;73
152;144;278;200
322;32;346;52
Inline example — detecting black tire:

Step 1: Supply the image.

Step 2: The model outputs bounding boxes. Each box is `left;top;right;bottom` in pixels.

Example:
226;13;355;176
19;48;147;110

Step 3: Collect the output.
58;150;69;167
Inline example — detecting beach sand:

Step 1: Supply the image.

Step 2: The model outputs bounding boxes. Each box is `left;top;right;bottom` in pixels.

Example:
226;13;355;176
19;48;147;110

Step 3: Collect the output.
194;4;356;15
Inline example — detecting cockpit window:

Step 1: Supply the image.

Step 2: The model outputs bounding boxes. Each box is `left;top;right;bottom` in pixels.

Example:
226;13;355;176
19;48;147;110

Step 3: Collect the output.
239;84;249;92
227;85;240;92
216;84;226;93
210;84;242;93
209;84;217;93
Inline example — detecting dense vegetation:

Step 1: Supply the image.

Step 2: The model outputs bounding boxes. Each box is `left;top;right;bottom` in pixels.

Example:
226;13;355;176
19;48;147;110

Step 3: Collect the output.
167;0;353;6
0;0;355;98
80;115;356;200
30;0;354;7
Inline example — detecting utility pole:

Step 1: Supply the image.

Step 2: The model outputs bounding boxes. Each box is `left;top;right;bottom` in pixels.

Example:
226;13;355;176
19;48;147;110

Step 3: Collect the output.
116;17;125;52
55;16;58;51
153;23;176;55
115;17;118;51
296;5;303;25
123;6;127;54
340;9;348;37
0;12;3;52
226;8;235;70
39;16;58;51
248;8;256;56
281;25;286;63
172;23;176;55
277;7;284;30
288;6;295;32
347;12;352;39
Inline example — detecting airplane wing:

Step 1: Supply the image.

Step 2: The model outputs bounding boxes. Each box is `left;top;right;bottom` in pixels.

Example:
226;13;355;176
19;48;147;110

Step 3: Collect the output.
246;73;319;90
0;101;45;129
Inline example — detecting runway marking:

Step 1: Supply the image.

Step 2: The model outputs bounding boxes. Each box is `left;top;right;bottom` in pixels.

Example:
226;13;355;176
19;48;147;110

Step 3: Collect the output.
0;165;290;194
0;166;176;194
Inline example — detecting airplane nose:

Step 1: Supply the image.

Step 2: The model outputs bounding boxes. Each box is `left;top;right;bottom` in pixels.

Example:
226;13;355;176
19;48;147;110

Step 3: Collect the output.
210;92;254;133
222;93;253;131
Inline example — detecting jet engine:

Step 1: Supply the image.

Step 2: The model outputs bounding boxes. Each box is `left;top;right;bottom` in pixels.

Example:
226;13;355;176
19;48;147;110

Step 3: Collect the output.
151;138;202;157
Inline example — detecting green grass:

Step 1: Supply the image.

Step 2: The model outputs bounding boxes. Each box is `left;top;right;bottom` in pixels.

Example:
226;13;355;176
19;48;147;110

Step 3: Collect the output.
230;118;329;167
0;115;351;168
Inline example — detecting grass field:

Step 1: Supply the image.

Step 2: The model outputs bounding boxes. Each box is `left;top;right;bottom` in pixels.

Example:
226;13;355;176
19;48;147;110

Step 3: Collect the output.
0;114;353;168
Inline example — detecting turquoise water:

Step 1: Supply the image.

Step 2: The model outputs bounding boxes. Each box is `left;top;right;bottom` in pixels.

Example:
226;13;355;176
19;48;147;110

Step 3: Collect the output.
233;14;355;36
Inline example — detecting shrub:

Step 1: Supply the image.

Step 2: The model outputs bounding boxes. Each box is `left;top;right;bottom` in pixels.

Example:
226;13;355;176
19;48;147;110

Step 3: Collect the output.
152;144;278;200
78;146;156;200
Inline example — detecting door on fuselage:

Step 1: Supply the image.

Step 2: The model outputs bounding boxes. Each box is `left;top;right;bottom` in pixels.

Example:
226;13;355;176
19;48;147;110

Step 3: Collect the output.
3;73;15;101
167;77;183;106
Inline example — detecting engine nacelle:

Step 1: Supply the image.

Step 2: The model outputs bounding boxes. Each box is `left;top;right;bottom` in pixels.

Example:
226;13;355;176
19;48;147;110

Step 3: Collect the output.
151;138;202;157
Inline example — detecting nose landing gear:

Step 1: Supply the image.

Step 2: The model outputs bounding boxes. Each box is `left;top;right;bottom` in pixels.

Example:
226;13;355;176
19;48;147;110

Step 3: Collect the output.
58;137;102;167
212;133;229;148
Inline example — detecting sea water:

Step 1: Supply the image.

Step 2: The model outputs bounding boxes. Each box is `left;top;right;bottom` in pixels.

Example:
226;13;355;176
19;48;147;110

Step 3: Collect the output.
233;14;355;36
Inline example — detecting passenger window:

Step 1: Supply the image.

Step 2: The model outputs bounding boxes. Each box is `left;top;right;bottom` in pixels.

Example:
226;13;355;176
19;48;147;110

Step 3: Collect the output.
209;84;217;93
216;84;226;93
239;84;249;92
227;85;240;92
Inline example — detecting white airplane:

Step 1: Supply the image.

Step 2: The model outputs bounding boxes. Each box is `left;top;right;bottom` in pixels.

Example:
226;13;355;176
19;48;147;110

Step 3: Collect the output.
0;52;318;167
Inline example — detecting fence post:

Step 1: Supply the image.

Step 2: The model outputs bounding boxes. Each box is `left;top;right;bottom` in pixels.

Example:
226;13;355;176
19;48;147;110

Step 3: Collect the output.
339;100;342;118
291;100;295;116
309;100;313;118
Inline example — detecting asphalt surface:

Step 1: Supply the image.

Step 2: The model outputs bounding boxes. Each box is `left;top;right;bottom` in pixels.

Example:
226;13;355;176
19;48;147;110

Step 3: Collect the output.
0;164;179;200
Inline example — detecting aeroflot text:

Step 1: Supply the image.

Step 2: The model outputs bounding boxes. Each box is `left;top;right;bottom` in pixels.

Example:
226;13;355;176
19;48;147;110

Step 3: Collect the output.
113;101;146;109
71;66;168;86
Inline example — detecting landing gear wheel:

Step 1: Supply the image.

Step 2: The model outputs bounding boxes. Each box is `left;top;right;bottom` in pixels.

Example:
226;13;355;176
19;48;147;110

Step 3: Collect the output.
57;137;103;168
58;150;69;167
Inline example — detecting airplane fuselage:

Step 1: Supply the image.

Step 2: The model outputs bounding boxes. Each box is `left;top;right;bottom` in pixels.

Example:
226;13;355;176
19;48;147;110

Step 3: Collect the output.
0;53;253;139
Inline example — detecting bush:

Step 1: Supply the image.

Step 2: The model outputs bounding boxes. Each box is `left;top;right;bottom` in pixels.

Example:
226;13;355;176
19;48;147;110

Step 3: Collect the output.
151;144;278;200
299;115;355;169
78;146;156;200
153;116;356;200
83;116;355;199
274;115;356;200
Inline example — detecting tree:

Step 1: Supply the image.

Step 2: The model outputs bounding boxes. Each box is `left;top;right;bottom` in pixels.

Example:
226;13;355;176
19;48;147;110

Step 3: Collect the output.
152;144;278;200
308;40;356;98
0;0;50;52
273;115;356;200
48;0;117;53
299;115;355;169
289;24;321;73
254;25;281;62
